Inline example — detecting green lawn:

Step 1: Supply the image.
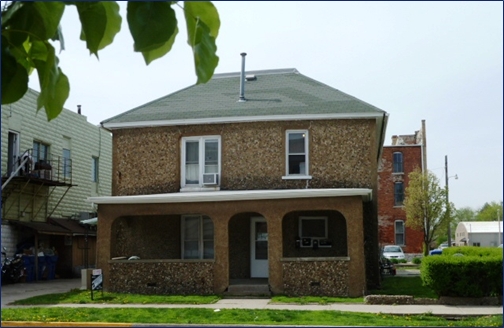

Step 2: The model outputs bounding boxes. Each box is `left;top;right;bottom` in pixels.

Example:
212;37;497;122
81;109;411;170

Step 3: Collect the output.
1;307;502;327
3;276;501;327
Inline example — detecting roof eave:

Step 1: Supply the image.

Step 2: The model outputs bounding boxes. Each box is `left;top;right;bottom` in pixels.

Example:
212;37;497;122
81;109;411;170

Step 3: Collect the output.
87;188;373;205
101;112;386;130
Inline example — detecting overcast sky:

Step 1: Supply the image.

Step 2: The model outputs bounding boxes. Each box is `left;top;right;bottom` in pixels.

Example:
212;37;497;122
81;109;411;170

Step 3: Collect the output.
25;1;503;212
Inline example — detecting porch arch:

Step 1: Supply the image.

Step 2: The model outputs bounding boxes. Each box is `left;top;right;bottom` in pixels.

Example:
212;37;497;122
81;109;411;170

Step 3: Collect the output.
282;210;347;258
228;212;265;280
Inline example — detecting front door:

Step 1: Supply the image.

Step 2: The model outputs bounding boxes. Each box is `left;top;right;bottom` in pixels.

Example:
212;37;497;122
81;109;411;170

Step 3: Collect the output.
250;217;268;278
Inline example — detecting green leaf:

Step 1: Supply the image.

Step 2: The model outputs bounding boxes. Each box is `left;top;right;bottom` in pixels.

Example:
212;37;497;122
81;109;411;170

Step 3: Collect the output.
127;1;178;53
1;1;23;28
187;18;219;84
31;41;70;121
142;26;178;65
8;2;65;42
184;1;220;84
75;2;122;57
184;1;220;39
1;37;28;104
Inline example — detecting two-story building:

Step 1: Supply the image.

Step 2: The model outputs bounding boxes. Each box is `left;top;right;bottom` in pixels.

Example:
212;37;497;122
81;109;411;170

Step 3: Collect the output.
1;88;112;279
377;124;426;255
89;66;388;297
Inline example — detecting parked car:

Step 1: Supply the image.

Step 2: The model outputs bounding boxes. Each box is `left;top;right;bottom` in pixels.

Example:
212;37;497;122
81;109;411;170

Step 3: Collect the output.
438;243;449;250
382;245;405;260
429;249;443;256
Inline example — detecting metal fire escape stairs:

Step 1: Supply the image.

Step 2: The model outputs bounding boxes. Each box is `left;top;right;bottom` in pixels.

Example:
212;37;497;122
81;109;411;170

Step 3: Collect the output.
1;149;74;221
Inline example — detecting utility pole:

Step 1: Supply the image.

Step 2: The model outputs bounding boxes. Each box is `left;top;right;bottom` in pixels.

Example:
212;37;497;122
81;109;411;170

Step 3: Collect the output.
445;155;451;247
498;208;501;245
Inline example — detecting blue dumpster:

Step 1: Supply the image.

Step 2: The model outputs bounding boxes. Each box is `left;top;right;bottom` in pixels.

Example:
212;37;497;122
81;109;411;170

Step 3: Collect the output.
22;255;35;282
37;256;46;279
46;255;58;280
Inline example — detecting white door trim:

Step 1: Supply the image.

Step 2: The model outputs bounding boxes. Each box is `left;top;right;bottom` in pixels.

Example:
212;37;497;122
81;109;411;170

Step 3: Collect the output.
250;216;268;278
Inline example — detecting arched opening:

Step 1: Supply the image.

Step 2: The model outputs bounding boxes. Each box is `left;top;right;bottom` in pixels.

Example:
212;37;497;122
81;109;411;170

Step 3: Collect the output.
228;212;266;280
282;210;347;258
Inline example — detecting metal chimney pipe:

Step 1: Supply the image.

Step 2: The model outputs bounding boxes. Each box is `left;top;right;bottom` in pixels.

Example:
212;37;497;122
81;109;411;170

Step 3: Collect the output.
239;52;247;102
77;105;81;115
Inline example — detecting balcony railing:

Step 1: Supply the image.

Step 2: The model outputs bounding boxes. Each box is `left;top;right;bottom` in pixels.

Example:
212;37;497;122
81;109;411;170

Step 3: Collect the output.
13;149;73;185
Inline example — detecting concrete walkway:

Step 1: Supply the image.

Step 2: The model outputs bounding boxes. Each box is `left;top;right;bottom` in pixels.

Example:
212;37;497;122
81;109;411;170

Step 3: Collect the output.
1;278;502;317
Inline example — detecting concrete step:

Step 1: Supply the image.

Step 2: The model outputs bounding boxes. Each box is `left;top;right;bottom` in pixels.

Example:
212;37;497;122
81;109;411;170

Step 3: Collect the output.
224;284;271;297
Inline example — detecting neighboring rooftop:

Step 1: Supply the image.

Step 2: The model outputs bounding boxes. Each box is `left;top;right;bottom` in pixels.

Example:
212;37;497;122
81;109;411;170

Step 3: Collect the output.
458;221;503;233
101;68;387;129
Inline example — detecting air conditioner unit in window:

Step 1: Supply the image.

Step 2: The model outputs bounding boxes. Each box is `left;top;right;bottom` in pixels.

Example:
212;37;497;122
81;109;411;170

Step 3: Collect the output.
202;173;219;185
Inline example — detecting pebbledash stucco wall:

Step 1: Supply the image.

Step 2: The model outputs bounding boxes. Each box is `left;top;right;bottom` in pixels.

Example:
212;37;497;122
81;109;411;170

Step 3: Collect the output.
111;120;377;195
97;118;380;296
96;196;368;297
109;261;214;295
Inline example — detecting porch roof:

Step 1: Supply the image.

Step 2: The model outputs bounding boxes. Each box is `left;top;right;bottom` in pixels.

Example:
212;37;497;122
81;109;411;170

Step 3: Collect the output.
87;188;372;205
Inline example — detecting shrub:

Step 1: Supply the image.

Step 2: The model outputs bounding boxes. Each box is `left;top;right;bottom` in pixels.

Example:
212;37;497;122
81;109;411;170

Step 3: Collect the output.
390;259;399;264
421;253;503;297
442;246;502;257
412;257;422;265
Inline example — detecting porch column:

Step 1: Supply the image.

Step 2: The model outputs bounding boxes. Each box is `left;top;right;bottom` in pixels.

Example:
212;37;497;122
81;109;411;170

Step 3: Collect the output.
96;205;116;292
266;212;283;294
343;199;366;297
212;214;229;293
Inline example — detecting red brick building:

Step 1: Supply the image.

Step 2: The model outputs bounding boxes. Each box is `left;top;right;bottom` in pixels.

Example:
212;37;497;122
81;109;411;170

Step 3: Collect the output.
378;128;425;254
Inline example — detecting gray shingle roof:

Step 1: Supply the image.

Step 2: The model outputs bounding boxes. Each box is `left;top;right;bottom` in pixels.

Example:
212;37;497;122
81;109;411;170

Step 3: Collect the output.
101;68;387;127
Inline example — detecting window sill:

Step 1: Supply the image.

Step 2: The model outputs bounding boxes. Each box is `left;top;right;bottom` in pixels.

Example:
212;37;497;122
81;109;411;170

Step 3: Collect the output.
180;186;220;192
393;205;405;208
282;175;312;180
391;172;404;175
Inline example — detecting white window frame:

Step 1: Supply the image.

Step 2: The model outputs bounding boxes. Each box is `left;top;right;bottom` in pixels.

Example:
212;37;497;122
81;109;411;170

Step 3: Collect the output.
283;130;312;180
181;215;214;259
180;135;221;191
394;220;405;246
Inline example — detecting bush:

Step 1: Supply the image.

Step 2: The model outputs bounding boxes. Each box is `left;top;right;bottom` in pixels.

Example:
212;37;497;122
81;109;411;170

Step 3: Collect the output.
412;257;422;265
442;246;502;257
421;252;503;297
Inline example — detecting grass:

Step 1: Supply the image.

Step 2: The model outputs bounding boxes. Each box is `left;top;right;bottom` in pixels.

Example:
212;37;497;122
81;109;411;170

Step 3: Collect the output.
11;288;220;305
370;276;438;299
1;307;502;327
3;276;501;326
11;276;436;306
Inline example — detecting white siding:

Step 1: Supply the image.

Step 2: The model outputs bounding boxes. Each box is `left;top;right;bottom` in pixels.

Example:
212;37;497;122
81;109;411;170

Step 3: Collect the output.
1;89;112;221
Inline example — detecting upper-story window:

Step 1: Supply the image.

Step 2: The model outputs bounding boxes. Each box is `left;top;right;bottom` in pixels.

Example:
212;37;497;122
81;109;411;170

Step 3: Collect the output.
63;148;71;178
62;137;71;179
393;152;403;173
33;141;49;164
285;130;309;177
394;182;404;206
395;220;405;245
91;157;99;182
181;136;221;189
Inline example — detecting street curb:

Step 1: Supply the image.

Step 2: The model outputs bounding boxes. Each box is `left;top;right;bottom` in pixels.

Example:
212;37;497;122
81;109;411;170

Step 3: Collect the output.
1;322;131;327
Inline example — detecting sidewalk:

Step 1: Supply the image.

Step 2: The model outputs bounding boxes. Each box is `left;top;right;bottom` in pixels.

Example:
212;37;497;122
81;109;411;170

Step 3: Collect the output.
1;278;502;317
